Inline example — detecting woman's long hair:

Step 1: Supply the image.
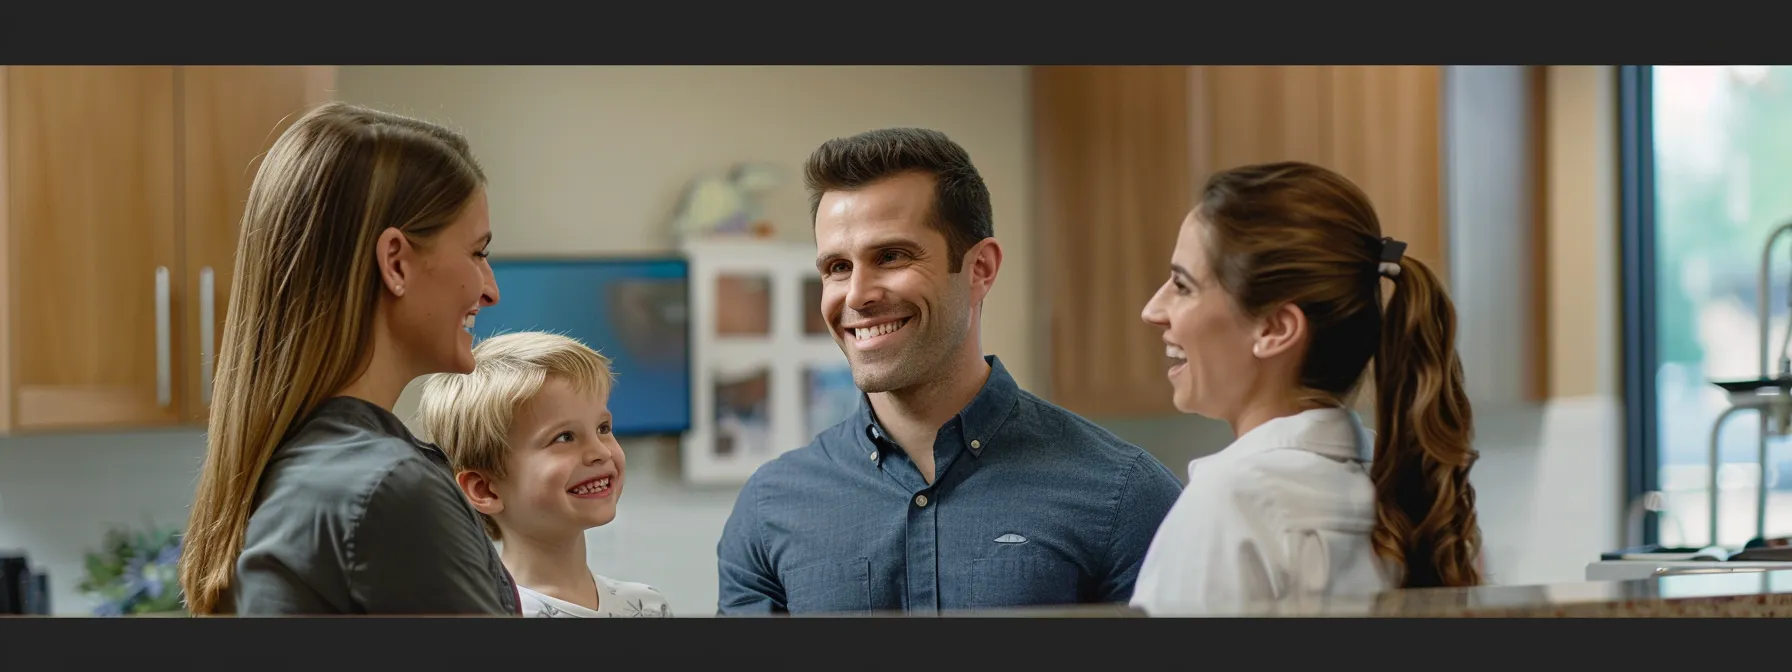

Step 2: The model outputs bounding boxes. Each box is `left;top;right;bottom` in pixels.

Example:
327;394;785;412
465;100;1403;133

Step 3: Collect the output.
1195;161;1481;588
179;102;486;614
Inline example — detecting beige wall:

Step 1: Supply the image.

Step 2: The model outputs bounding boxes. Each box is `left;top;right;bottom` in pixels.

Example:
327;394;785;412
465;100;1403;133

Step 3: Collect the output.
345;66;1038;392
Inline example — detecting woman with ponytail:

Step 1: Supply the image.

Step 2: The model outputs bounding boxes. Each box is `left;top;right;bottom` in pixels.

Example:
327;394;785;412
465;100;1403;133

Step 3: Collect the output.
1129;161;1482;614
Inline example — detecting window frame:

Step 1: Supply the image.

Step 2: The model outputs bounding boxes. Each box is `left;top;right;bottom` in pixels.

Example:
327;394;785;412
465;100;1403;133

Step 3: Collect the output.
1618;64;1660;546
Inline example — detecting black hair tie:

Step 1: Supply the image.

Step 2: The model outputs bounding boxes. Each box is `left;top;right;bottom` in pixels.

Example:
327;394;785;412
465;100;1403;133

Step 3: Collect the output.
1378;236;1407;278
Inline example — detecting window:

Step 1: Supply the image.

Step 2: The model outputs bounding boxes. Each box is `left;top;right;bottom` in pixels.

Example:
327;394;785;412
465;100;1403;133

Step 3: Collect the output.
1624;65;1792;548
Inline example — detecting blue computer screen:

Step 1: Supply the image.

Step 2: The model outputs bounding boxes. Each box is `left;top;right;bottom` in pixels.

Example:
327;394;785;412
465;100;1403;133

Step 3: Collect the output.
473;257;691;436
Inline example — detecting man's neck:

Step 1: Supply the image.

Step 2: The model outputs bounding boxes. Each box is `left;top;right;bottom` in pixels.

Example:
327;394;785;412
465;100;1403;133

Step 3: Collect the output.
498;527;599;611
868;351;992;483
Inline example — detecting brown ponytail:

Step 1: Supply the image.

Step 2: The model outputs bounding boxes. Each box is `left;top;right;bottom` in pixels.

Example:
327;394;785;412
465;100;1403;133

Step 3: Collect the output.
1193;161;1482;590
1371;255;1481;587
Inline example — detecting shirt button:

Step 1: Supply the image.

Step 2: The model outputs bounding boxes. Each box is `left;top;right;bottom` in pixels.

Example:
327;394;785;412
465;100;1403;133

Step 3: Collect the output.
869;450;879;462
970;439;982;449
914;494;929;508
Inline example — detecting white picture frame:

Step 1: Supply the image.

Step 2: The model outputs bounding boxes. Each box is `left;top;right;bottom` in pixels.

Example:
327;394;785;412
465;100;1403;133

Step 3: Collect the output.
680;238;858;485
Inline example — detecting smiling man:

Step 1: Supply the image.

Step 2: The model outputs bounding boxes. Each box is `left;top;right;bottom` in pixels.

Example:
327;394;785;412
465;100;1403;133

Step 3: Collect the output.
715;128;1184;615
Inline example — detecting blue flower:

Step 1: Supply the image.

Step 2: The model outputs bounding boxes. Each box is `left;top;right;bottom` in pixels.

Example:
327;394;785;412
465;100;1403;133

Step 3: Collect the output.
82;527;186;616
153;542;181;567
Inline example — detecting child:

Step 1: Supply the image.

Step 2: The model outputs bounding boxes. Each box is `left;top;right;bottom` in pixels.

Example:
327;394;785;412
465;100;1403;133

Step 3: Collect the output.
417;331;672;618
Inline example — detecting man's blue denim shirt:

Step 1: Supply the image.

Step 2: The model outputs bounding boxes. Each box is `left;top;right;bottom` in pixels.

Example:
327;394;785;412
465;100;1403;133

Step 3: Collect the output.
716;355;1184;614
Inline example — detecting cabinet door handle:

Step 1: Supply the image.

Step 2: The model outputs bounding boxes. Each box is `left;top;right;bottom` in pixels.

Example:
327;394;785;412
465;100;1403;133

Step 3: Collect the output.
199;266;215;406
155;266;171;408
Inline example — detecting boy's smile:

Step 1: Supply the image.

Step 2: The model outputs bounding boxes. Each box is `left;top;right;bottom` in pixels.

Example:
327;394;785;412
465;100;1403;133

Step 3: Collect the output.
490;375;627;536
567;472;616;498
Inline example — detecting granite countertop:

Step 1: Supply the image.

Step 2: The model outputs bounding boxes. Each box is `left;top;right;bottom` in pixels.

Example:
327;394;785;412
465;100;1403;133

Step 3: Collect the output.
925;568;1792;618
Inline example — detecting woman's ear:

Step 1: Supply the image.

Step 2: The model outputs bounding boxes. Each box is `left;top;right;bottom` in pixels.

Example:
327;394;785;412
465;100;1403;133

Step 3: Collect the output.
375;227;413;298
455;470;505;517
1251;302;1307;360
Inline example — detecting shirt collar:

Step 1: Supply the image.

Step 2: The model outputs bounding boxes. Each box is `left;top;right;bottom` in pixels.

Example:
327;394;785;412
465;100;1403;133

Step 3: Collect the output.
858;355;1022;458
1218;406;1373;465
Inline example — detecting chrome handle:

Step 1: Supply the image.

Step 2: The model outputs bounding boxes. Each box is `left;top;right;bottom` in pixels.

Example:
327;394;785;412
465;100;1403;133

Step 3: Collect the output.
155;266;171;407
199;266;215;406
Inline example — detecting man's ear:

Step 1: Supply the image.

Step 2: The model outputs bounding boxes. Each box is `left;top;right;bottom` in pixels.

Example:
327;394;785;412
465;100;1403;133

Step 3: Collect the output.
374;227;414;298
1251;302;1307;360
454;470;505;517
963;237;1003;306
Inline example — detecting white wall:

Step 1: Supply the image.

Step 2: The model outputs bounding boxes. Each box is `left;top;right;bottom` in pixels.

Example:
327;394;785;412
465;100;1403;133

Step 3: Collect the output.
0;428;207;614
1444;65;1541;410
1438;65;1627;585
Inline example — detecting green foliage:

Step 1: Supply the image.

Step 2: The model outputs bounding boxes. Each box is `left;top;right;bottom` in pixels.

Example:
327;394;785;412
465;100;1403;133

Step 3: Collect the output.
77;523;185;616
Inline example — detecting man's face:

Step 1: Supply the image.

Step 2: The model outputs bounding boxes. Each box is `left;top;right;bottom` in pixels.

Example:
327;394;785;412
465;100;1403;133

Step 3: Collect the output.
813;172;974;394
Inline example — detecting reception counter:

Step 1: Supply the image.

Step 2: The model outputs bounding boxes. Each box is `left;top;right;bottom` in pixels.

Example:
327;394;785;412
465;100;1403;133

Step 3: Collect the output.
917;568;1792;618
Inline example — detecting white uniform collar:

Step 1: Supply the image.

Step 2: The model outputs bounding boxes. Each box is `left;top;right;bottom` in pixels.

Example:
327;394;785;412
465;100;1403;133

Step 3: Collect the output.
1214;406;1374;465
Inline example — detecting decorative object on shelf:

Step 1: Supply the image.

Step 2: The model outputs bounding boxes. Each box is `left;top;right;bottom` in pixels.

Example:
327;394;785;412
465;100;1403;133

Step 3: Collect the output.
78;523;185;616
681;238;861;484
670;162;783;241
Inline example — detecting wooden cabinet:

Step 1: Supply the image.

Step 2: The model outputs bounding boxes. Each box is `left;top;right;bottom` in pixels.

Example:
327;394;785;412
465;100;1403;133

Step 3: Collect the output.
1321;66;1444;274
0;66;334;433
179;67;336;423
1202;65;1330;168
1034;66;1192;417
1034;65;1450;417
1195;66;1444;268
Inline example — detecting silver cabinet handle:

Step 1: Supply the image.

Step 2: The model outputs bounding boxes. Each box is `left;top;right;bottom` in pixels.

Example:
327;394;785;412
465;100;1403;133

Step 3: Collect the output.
155;266;171;407
199;266;215;405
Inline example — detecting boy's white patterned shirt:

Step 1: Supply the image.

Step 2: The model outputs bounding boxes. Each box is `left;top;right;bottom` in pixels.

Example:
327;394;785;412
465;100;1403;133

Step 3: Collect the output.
517;572;672;618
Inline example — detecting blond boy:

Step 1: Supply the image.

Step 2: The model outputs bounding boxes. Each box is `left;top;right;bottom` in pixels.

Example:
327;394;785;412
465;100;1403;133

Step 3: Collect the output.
417;331;671;618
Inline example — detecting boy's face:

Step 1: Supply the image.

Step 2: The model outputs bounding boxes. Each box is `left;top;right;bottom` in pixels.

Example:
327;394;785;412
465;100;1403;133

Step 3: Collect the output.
480;375;627;539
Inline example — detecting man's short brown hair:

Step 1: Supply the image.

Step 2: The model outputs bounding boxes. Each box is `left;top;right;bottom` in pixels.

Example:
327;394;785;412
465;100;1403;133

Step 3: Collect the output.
803;127;993;272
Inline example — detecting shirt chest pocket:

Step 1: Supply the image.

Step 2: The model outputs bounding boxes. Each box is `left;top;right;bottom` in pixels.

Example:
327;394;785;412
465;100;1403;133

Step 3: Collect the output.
968;546;1082;610
781;557;871;614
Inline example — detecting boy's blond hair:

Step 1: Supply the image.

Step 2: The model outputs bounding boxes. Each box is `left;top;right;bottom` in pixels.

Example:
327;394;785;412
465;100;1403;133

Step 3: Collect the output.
416;331;615;540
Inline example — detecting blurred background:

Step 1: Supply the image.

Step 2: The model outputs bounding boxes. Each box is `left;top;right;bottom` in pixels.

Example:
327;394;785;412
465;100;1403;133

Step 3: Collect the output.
0;65;1756;615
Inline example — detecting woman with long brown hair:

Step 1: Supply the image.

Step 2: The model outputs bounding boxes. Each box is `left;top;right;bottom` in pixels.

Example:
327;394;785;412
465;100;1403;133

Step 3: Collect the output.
1130;161;1481;614
178;102;515;615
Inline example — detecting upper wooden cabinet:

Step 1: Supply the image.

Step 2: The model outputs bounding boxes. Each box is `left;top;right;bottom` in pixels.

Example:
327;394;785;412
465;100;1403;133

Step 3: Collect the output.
1201;65;1331;169
1034;66;1193;418
1034;65;1448;418
0;66;334;433
1320;66;1444;274
179;67;336;424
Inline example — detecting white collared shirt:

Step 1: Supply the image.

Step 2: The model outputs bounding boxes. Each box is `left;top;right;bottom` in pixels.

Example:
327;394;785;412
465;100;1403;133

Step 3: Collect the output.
1130;407;1393;615
517;571;673;618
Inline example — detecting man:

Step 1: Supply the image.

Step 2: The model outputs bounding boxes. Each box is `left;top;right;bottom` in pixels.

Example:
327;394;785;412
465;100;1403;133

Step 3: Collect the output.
715;127;1184;615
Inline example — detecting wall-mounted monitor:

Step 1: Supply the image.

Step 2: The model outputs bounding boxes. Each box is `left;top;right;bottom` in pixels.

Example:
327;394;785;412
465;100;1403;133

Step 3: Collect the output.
474;257;691;437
